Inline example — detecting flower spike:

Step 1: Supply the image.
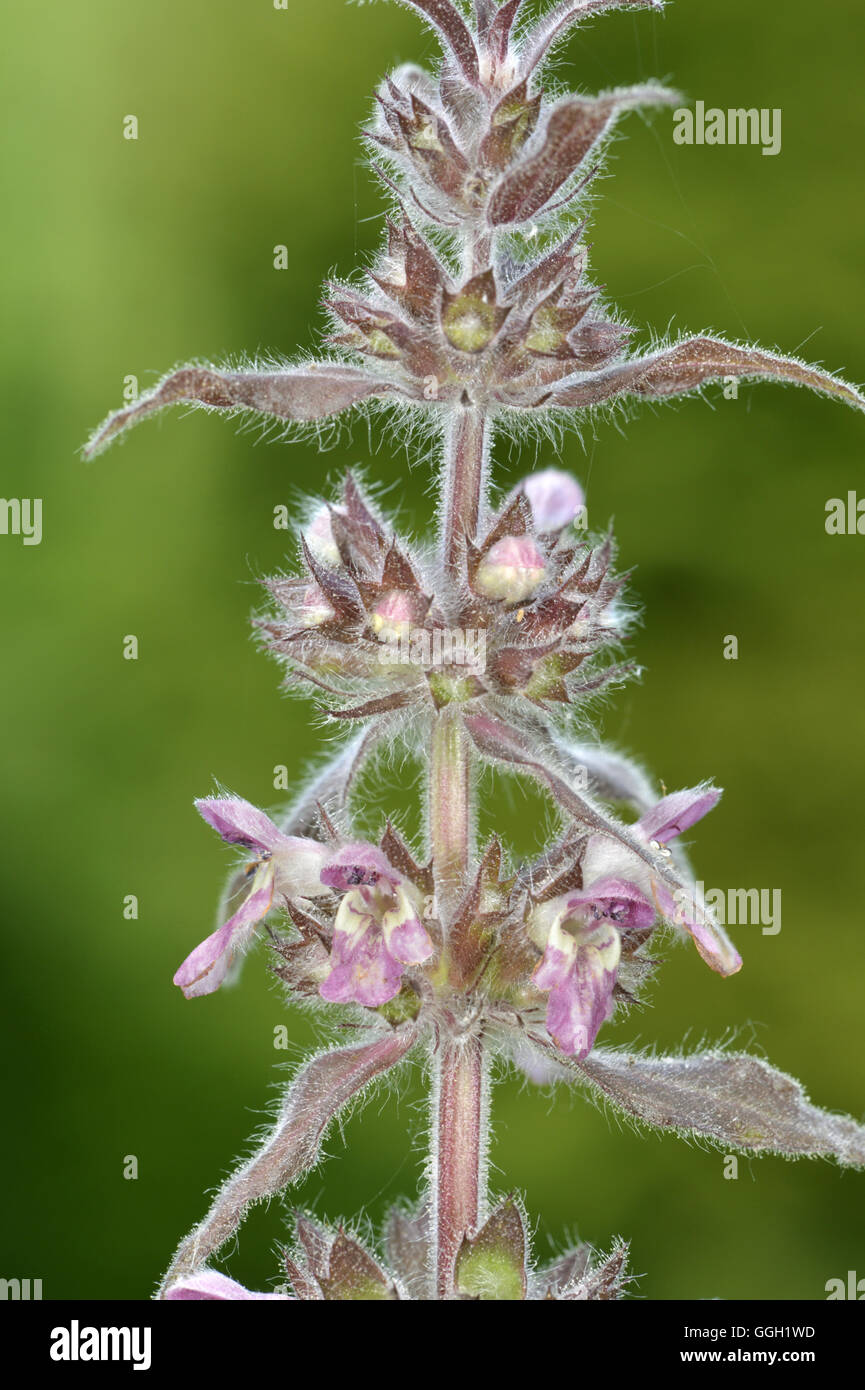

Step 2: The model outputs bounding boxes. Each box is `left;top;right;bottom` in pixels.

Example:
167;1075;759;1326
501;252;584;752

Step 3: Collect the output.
81;0;865;1303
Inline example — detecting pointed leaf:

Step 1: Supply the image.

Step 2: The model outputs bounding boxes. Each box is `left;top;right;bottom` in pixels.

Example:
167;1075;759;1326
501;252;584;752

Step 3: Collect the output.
295;1215;333;1281
330;689;419;721
380;823;434;896
541;1243;591;1297
560;1239;631;1300
488;1;529;64
489;86;675;226
507;224;589;310
547;336;865;412
84;364;399;457
473;0;498;39
521;1;663;80
454;1198;528;1300
385;1205;433;1299
480;79;542;172
441;269;510;353
381;540;423;592
579;1050;865;1163
283;1255;321;1301
319;1231;398;1301
343;473;384;536
159;1024;419;1292
478;490;534;552
301;537;367;626
395;1;481;86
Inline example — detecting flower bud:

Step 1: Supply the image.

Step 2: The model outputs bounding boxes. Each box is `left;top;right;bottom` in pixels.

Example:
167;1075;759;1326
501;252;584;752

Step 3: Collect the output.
369;589;415;643
304;504;345;567
299;584;336;627
474;535;547;603
521;469;585;532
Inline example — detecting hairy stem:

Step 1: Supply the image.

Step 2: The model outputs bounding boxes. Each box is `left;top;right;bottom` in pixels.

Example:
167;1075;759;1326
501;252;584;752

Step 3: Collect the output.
429;706;473;920
429;389;490;1297
441;405;489;574
433;1033;486;1299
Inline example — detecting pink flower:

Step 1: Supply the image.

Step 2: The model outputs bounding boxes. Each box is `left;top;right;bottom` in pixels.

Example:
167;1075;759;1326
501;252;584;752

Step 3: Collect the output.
532;878;655;1058
532;786;736;1056
174;796;330;999
319;845;434;1007
521;468;585;532
582;784;741;975
164;1270;292;1300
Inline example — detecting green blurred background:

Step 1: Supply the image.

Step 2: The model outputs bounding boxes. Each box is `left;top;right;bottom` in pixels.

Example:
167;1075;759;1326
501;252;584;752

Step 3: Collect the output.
2;0;863;1300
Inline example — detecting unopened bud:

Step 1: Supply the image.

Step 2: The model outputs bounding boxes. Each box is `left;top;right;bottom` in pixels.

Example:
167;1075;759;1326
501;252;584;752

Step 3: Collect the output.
369;590;415;643
304;505;345;567
521;469;584;532
299;584;336;627
475;535;547;603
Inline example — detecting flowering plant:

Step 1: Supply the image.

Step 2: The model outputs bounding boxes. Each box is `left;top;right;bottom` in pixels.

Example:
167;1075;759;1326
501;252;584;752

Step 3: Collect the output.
87;0;864;1300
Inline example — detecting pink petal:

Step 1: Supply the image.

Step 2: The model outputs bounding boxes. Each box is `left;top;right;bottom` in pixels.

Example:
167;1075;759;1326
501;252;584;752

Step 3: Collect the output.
567;876;655;930
475;535;548;603
173;879;274;999
386;915;434;965
319;925;405;1007
165;1270;290;1300
533;939;574;993
320;842;397;892
638;786;721;844
544;931;620;1059
655;882;743;978
195;796;285;852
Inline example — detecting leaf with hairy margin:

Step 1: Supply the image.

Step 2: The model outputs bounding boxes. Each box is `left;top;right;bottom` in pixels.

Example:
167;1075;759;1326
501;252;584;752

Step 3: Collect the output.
540;1243;591;1298
463;710;741;975
543;336;865;412
487;1;528;63
577;1050;865;1164
159;1023;420;1294
455;1198;528;1301
385;1204;432;1298
557;738;656;813
395;0;481;86
319;1231;399;1301
473;0;498;40
520;1;663;80
83;363;401;458
331;688;419;721
489;86;676;226
559;1239;631;1300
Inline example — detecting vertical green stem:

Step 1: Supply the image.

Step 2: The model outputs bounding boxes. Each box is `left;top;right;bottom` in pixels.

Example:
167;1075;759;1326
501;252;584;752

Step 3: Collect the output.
434;1033;486;1299
428;402;491;1295
429;707;472;919
441;405;488;576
